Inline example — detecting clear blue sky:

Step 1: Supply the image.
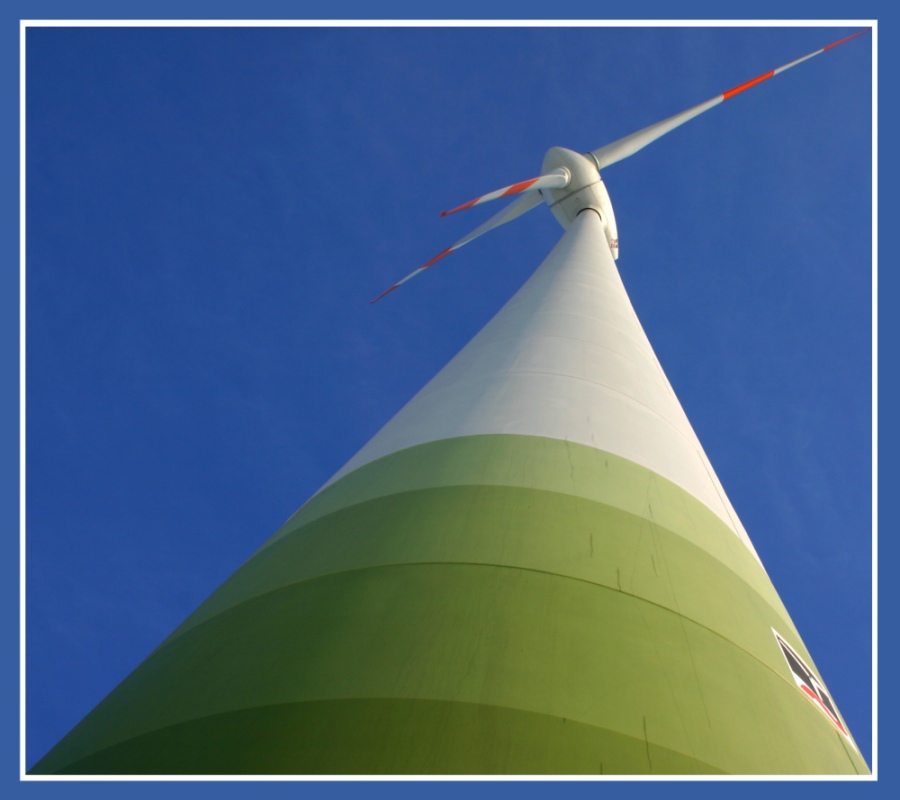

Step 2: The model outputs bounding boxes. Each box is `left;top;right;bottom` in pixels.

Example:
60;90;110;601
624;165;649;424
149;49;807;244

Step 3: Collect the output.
23;16;873;776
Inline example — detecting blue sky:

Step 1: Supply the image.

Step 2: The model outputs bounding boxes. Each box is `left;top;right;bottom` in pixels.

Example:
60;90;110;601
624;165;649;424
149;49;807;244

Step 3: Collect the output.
23;19;873;775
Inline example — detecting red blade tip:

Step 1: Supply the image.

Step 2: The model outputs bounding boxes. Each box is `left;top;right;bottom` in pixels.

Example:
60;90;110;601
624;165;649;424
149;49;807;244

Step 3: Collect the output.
370;284;398;304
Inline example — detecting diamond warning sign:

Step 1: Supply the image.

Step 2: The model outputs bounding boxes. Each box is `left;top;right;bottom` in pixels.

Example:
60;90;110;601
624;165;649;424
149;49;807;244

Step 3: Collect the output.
772;628;857;749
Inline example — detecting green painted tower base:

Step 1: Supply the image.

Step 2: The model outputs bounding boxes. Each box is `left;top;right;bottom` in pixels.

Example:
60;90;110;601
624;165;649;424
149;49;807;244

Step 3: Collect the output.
31;435;868;775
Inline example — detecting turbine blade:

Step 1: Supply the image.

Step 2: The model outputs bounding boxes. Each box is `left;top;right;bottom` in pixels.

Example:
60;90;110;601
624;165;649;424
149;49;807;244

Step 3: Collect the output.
589;29;869;170
440;169;568;216
371;191;544;303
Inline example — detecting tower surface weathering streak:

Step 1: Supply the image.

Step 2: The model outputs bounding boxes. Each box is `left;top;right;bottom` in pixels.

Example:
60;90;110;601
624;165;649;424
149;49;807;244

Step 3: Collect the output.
31;30;870;776
33;211;866;774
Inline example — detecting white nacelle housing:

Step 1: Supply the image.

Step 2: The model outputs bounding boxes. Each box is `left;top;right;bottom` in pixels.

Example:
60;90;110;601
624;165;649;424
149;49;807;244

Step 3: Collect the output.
540;146;619;260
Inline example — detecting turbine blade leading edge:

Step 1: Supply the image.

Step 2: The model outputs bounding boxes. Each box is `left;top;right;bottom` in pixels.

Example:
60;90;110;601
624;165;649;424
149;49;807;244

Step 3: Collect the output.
589;29;869;171
371;191;544;303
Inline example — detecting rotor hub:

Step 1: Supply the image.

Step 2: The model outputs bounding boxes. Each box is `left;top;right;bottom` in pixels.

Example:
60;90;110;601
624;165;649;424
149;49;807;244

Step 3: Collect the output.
541;147;619;259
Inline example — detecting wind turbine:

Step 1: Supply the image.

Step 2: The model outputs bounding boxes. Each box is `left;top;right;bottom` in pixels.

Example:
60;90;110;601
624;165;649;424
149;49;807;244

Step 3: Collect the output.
30;29;871;775
371;29;869;303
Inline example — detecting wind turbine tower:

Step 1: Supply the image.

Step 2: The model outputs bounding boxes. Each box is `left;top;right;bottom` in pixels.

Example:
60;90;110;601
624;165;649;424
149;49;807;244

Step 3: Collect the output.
31;30;871;775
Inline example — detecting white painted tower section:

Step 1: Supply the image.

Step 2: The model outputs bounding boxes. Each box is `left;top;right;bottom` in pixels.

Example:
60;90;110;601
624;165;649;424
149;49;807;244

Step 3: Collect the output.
329;210;758;560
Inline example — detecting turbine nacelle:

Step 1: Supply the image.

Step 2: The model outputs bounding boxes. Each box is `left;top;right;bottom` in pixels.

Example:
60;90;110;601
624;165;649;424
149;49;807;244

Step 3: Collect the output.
540;146;619;261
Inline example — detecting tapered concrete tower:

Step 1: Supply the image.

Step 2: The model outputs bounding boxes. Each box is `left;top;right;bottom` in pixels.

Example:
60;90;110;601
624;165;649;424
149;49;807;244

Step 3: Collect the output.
32;210;867;774
31;32;870;775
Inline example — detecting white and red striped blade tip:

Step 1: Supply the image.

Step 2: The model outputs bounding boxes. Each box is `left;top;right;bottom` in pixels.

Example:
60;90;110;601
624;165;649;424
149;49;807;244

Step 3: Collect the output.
590;28;869;170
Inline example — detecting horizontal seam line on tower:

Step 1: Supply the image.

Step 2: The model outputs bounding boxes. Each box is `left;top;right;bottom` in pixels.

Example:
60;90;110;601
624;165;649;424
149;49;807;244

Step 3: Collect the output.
424;332;664;387
269;436;748;558
500;300;641;329
160;557;800;689
43;697;725;777
484;308;652;348
259;465;761;574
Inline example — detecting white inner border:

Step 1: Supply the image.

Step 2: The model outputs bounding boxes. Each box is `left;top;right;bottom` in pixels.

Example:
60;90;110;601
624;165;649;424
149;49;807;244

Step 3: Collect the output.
19;17;878;783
